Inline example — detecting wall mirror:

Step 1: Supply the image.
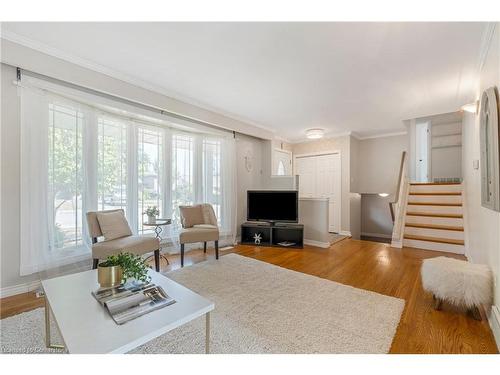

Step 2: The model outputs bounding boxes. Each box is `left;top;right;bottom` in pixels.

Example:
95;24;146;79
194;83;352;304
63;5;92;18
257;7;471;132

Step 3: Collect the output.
479;86;500;211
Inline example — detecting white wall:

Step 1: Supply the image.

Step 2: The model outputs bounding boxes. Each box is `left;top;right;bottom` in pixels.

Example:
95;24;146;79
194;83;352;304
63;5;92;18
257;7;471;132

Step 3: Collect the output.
361;194;394;237
356;134;408;195
299;198;330;245
462;24;500;346
235;133;264;236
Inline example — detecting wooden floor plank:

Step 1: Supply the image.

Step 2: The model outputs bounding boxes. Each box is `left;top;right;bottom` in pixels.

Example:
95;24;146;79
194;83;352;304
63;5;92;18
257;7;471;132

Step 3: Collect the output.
1;240;497;354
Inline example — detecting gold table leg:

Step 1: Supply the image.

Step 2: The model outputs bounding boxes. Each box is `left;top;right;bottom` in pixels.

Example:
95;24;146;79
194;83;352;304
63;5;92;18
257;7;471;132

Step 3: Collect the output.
44;297;65;350
205;312;210;354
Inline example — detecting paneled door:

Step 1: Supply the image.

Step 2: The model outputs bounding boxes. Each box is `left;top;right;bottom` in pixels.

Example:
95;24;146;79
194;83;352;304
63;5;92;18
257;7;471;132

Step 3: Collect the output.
316;154;341;233
295;153;341;233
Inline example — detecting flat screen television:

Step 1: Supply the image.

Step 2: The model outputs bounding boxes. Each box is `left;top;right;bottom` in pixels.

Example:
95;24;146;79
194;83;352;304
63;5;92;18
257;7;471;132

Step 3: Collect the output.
247;190;298;223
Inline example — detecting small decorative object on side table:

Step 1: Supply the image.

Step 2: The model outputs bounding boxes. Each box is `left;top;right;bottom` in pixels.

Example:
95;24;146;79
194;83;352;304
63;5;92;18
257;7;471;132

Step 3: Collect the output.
143;218;172;267
144;206;160;224
253;233;262;245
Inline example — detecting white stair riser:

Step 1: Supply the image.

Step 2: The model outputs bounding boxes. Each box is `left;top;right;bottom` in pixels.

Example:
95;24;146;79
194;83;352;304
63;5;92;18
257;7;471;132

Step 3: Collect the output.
403;239;465;254
405;215;463;227
406;204;462;215
404;226;464;240
407;195;462;204
409;184;462;194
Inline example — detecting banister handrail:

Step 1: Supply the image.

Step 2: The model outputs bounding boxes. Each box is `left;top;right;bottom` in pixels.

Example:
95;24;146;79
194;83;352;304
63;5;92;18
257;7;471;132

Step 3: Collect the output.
390;151;407;222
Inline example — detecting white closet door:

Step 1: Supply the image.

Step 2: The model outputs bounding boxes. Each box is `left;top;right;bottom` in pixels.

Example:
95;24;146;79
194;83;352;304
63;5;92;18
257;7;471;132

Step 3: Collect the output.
296;153;341;233
295;157;315;197
316;154;341;233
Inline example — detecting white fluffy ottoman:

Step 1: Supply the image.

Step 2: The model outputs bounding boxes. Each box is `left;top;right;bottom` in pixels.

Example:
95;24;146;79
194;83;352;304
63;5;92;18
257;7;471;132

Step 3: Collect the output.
421;256;493;320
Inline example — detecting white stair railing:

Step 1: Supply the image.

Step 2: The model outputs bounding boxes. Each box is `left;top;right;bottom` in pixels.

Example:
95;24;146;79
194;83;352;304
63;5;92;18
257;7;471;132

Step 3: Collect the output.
390;151;408;248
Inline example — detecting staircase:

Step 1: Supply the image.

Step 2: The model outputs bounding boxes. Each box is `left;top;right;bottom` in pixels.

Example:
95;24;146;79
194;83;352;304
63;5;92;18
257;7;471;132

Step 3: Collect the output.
402;182;465;254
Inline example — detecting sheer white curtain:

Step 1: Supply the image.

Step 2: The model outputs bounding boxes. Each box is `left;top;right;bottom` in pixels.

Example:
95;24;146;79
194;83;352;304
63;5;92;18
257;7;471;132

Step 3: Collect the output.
20;88;91;276
18;77;238;275
161;132;237;252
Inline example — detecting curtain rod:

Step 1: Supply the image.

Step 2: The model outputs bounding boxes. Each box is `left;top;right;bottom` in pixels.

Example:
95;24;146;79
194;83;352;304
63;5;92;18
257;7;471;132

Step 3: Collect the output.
10;64;235;136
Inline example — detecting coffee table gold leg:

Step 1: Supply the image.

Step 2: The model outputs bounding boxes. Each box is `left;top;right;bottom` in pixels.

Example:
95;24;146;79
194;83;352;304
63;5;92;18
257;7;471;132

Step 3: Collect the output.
45;298;65;350
205;312;210;354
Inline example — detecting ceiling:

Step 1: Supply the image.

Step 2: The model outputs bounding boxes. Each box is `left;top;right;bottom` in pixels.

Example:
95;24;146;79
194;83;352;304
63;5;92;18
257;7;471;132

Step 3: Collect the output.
1;22;487;141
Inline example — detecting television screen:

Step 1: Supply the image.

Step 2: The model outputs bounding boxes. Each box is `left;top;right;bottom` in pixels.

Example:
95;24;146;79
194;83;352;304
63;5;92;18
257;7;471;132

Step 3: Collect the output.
247;190;298;222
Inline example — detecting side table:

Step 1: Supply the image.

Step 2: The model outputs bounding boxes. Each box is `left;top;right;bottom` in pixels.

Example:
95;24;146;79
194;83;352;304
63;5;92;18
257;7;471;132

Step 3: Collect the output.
143;219;172;268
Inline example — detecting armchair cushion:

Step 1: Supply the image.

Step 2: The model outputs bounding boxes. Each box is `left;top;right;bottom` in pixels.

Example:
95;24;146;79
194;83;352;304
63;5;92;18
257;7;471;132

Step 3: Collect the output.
92;235;159;259
179;226;219;244
96;210;132;241
179;205;205;228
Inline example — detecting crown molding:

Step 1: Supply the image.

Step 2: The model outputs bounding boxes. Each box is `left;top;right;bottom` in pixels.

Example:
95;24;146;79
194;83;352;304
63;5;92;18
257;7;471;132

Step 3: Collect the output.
0;29;276;136
356;131;408;140
288;129;408;144
477;23;497;74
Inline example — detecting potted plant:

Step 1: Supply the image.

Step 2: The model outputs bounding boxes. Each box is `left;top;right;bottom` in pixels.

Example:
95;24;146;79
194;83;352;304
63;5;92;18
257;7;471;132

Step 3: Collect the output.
98;253;151;288
144;206;160;224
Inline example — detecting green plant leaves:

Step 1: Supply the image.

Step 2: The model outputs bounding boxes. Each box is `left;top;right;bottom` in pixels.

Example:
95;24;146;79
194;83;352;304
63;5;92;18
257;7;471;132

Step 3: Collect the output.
99;253;151;283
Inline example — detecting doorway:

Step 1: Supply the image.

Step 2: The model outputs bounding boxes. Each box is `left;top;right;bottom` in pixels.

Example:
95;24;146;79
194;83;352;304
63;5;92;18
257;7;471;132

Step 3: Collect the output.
415;121;430;182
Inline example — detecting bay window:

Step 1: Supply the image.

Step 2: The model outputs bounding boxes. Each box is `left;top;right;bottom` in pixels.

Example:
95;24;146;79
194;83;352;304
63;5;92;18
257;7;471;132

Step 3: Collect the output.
20;78;236;276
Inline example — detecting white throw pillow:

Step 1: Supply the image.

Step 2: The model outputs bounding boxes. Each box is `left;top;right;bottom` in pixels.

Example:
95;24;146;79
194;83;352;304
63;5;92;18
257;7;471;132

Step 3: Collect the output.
96;210;132;241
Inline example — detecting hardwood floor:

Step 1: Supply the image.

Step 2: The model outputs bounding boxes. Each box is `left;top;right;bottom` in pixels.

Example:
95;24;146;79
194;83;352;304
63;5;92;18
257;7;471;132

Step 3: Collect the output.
1;240;498;353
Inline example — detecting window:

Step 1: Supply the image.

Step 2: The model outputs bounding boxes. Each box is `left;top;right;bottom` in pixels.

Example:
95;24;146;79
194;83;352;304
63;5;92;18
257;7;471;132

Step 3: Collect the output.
138;126;164;233
203;138;222;222
48;104;84;250
277;160;285;176
97;117;127;213
171;134;194;225
20;79;236;276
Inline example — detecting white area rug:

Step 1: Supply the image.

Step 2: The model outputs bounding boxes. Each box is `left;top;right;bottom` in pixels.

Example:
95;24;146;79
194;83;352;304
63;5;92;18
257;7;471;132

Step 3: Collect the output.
1;254;404;353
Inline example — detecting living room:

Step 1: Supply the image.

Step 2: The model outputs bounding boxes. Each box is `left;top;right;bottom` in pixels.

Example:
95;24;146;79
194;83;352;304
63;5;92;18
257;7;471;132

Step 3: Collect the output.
1;1;500;373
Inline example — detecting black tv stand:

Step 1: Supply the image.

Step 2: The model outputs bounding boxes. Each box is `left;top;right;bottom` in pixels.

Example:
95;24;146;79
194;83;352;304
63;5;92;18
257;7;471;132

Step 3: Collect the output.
240;222;304;249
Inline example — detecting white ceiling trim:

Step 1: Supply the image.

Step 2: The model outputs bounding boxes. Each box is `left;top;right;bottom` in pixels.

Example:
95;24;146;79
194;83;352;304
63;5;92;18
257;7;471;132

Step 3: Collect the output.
477;22;497;75
0;29;276;136
354;131;408;141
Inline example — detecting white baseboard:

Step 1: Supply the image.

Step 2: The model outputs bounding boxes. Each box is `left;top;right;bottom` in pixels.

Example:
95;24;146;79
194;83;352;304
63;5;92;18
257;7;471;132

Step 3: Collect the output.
487;305;500;351
304;239;330;248
0;280;41;298
391;240;403;248
361;232;392;239
339;231;352;237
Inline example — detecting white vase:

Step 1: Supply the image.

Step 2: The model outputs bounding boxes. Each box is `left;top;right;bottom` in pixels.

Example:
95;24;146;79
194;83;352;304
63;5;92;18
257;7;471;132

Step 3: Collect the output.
147;215;156;224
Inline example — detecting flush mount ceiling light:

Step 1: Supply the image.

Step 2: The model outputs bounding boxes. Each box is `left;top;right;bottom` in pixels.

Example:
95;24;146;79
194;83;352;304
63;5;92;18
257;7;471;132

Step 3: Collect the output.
461;101;479;114
306;128;325;139
378;193;389;197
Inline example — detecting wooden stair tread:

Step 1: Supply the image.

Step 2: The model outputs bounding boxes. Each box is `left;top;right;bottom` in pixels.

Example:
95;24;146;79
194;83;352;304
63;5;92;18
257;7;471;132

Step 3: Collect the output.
404;234;464;245
406;212;463;218
405;223;464;231
409;192;461;196
407;202;462;206
410;182;461;186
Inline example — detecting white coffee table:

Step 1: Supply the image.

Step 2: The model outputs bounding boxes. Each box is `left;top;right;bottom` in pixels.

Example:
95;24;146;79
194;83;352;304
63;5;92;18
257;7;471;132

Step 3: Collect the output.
41;269;214;353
